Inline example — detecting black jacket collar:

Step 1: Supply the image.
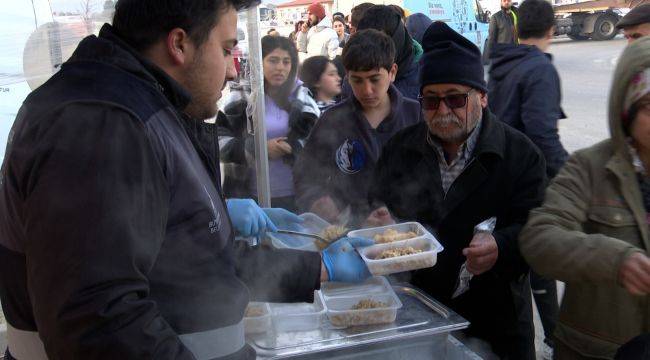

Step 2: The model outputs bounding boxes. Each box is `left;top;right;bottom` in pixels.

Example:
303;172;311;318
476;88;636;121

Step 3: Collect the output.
67;24;192;111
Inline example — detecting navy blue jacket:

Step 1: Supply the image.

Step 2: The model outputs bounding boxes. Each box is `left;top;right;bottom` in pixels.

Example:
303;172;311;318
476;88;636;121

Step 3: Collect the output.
488;44;569;178
0;25;320;360
294;85;421;226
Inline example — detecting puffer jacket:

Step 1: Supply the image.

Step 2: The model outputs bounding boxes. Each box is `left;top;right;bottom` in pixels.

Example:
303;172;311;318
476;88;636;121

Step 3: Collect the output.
305;17;339;60
519;37;650;359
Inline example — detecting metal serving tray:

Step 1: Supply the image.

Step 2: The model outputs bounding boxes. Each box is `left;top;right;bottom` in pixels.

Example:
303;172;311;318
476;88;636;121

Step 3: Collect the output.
249;284;469;359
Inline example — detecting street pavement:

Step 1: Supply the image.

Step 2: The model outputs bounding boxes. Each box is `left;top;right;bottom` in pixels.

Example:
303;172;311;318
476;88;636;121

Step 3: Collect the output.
549;35;627;153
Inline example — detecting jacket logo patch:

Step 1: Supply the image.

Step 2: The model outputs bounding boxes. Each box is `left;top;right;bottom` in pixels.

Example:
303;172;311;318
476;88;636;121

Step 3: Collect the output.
335;139;365;174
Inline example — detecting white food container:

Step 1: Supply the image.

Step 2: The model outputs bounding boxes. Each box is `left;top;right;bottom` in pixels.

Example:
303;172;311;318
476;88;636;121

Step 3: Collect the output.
320;290;403;328
359;237;444;276
348;222;434;245
244;302;272;334
320;276;392;299
268;213;330;252
270;291;326;332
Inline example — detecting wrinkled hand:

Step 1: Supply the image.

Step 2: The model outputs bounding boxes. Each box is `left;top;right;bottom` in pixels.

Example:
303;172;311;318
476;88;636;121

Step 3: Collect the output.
619;252;650;296
463;232;498;275
364;207;395;228
226;199;277;237
268;137;292;159
322;237;374;283
310;196;339;223
263;208;303;230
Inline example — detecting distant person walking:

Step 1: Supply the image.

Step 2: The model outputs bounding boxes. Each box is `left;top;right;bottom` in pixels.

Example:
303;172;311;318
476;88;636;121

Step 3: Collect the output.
486;0;518;59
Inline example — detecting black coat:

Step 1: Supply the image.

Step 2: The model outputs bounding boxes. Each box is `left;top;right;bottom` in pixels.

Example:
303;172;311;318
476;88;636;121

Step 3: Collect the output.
486;8;518;59
370;111;546;359
488;44;569;179
0;25;321;360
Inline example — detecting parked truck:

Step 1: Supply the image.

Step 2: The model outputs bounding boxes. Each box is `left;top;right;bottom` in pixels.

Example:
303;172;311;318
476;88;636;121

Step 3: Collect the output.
554;0;649;40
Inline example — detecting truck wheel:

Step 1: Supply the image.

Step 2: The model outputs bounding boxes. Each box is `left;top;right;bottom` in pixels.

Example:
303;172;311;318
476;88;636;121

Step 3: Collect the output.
567;33;590;41
591;13;619;41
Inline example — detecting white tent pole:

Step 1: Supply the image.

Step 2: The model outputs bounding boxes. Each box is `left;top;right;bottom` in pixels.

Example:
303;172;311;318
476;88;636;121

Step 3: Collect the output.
246;5;271;207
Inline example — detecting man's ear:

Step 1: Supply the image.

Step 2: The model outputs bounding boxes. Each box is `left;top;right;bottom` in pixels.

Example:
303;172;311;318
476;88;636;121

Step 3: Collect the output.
166;28;192;66
546;26;555;40
480;91;488;108
389;63;398;83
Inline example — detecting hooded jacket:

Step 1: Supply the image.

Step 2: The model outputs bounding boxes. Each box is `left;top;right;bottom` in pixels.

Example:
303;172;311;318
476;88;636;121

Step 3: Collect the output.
519;37;650;359
370;110;545;359
0;25;321;360
406;13;433;44
303;17;339;60
488;43;569;178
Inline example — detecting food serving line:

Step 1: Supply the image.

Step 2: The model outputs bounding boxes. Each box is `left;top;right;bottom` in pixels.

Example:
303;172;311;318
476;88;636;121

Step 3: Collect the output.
241;214;484;359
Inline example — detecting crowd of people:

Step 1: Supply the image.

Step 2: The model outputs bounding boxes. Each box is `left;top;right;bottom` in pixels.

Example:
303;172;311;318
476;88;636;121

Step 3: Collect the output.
217;1;650;360
1;0;650;359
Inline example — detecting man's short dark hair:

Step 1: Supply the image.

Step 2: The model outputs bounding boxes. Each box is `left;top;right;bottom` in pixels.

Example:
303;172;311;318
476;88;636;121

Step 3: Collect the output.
350;2;374;28
113;0;260;51
342;29;395;72
517;0;556;39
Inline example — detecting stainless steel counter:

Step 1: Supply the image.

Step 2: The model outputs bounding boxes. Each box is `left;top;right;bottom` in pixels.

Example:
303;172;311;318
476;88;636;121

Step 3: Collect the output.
248;284;474;359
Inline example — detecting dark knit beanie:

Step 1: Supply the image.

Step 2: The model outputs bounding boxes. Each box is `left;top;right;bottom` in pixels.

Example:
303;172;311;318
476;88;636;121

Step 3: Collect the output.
419;21;487;93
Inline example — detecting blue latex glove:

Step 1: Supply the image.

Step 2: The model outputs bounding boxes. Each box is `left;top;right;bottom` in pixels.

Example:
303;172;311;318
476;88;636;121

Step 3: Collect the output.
322;237;375;283
262;208;303;230
226;199;277;237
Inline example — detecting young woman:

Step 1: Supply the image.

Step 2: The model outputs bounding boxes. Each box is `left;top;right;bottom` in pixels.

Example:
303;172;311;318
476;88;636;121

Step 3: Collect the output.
299;56;342;112
332;16;350;48
219;36;319;211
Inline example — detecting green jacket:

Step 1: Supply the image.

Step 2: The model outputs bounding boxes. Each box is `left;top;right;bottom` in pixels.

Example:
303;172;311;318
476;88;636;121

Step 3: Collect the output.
519;37;650;359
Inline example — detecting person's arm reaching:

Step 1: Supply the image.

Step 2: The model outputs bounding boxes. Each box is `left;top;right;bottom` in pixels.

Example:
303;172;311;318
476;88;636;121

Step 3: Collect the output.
22;104;194;359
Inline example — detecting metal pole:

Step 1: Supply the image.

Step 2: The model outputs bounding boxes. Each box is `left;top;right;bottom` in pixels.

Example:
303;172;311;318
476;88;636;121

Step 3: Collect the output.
246;6;271;207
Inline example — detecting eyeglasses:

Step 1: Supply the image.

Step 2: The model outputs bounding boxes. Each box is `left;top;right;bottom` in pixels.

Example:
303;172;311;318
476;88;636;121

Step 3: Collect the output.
418;90;474;111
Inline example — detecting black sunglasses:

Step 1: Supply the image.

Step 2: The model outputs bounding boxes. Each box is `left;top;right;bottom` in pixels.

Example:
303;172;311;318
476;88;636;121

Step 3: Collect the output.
418;90;474;111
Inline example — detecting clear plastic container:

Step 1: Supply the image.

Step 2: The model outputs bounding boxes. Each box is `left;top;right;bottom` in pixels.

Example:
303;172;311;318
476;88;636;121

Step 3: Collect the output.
320;291;403;328
244;302;272;334
360;237;444;276
268;213;330;252
348;222;433;245
320;276;392;299
270;292;325;332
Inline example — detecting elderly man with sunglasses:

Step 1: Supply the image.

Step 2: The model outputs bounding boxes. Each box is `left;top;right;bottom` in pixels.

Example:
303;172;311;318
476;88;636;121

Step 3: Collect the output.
369;22;546;360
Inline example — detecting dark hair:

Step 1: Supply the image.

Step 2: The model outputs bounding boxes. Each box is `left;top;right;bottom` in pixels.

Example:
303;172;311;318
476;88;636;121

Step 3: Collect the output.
518;0;556;39
350;2;374;27
294;20;304;33
262;35;299;110
299;56;332;97
342;29;395;72
113;0;260;51
267;28;278;35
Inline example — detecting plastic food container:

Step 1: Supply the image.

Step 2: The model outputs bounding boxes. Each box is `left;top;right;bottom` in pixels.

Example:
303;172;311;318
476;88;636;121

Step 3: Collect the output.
360;237;444;276
270;292;326;332
320;276;392;299
320;290;403;328
348;222;433;245
268;213;330;252
244;302;272;334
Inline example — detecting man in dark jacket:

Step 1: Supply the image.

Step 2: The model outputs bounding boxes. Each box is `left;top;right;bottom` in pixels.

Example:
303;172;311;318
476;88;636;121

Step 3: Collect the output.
488;2;567;356
0;1;371;359
489;0;568;179
294;29;421;228
370;22;545;359
486;0;518;59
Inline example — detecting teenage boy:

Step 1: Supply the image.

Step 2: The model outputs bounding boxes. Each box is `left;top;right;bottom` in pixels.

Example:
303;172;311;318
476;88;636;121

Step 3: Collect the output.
488;0;566;356
294;29;422;227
